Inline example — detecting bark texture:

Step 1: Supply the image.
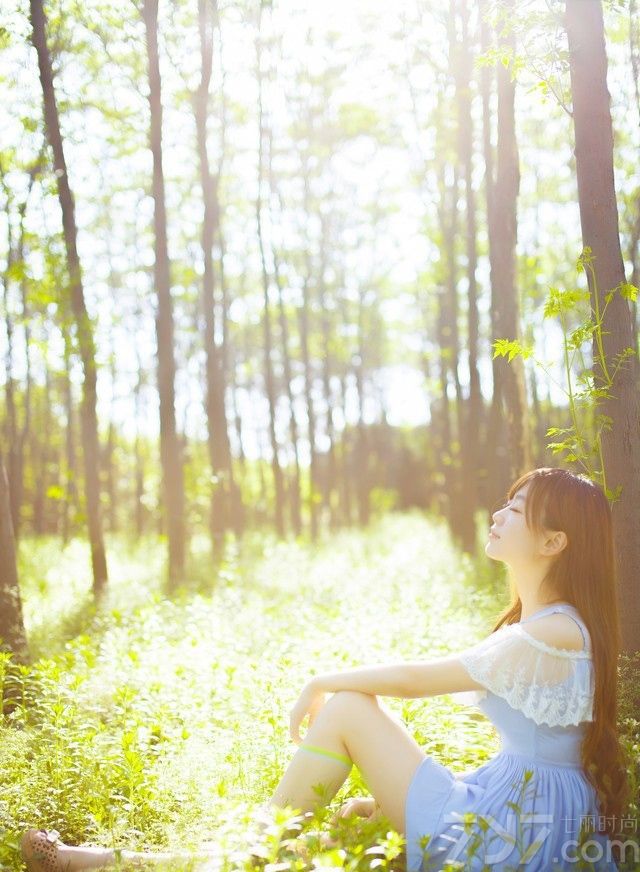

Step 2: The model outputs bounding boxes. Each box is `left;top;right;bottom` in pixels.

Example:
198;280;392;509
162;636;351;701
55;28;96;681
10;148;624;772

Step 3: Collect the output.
566;0;640;653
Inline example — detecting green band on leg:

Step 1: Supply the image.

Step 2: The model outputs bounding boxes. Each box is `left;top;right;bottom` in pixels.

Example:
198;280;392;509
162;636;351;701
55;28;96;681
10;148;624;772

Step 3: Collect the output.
300;744;352;767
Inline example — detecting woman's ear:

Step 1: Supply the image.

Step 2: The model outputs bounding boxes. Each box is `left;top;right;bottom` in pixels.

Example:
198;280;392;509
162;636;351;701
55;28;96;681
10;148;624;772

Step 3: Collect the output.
542;530;567;556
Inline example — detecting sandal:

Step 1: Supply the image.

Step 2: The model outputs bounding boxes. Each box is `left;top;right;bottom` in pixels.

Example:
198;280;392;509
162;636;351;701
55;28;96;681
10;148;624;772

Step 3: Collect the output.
21;830;67;872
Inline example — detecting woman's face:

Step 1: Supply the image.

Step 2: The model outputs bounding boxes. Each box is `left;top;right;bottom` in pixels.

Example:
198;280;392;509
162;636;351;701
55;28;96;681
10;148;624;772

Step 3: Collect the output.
485;482;543;565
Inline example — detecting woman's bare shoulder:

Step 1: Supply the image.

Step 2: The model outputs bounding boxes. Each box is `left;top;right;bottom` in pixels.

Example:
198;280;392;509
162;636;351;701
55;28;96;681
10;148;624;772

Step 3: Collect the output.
518;612;586;652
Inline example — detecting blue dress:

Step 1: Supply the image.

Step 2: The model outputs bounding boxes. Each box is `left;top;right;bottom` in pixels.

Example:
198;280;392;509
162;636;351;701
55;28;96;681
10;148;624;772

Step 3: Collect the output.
404;603;618;871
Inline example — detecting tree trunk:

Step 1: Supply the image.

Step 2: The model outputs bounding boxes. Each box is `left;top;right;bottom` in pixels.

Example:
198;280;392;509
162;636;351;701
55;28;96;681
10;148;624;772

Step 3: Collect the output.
195;0;235;553
435;136;464;542
12;167;38;539
479;0;507;510
30;0;108;593
268;136;303;536
299;274;319;539
230;350;246;469
0;162;35;540
133;308;146;539
355;288;370;525
218;252;244;536
142;0;186;585
457;0;483;550
631;0;640;124
104;352;117;532
134;401;145;539
214;16;244;537
61;336;78;544
629;0;640;354
566;0;640;654
436;278;454;529
300;168;320;539
2;214;19;536
255;9;285;537
318;218;339;529
0;453;27;662
32;374;50;536
487;1;530;486
627;198;639;357
338;377;354;526
17;197;34;539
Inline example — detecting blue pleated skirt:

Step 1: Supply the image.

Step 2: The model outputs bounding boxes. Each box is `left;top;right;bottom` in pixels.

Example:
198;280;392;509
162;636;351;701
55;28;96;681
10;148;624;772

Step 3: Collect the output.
404;751;619;871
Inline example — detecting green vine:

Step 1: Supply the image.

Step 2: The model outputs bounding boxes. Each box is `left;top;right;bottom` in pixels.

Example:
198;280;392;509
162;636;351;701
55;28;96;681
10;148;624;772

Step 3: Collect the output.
493;247;638;502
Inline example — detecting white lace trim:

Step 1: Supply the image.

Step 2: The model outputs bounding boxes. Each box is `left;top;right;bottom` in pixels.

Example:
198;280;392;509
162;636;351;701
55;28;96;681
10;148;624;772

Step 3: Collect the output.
456;623;594;727
512;624;591;659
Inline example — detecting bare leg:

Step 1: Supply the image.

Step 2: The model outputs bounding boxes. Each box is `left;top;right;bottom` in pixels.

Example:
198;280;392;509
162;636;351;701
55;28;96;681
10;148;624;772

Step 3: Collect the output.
58;848;207;870
26;839;211;872
268;690;426;833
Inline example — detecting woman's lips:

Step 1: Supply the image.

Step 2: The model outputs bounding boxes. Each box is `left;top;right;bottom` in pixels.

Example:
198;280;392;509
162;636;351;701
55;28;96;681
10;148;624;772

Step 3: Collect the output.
489;529;500;538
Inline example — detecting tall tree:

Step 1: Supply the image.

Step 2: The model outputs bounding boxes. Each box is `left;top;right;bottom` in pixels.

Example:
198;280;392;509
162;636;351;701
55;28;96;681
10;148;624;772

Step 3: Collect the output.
195;0;236;552
31;373;52;535
299;168;320;539
61;332;79;544
486;1;531;491
336;283;354;527
1;172;20;534
354;284;370;526
0;453;27;661
132;306;147;539
213;22;244;537
566;0;640;653
29;0;108;595
268;132;303;536
478;0;507;508
456;0;483;550
142;0;186;584
435;158;459;537
255;1;285;536
317;214;339;529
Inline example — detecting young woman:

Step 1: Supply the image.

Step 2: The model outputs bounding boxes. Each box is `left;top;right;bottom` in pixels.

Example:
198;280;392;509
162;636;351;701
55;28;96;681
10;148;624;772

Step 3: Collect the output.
22;468;630;872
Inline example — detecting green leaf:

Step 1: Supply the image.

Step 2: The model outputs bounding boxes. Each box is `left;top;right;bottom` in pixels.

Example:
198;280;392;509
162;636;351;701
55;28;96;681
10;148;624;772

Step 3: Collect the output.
543;286;590;319
567;324;594;350
605;484;623;502
617;282;638;301
548;442;569;454
577;247;595;270
492;338;531;362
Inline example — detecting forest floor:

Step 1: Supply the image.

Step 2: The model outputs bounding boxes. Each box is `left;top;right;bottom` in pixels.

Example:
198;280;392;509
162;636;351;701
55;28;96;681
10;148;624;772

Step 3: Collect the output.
0;512;604;871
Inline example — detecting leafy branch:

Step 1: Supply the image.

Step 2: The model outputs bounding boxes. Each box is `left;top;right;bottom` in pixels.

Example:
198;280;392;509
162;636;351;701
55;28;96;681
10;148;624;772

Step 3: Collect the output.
493;247;638;502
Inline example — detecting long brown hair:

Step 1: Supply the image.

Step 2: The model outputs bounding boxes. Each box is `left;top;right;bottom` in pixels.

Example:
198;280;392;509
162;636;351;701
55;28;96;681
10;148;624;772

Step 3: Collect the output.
490;467;629;840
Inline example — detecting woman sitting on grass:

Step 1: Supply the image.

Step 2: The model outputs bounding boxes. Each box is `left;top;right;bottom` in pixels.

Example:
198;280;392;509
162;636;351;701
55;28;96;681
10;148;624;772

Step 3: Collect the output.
22;467;630;871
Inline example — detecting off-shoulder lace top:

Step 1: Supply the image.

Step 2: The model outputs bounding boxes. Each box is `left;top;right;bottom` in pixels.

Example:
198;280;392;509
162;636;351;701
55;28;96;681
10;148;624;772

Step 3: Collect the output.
455;603;593;728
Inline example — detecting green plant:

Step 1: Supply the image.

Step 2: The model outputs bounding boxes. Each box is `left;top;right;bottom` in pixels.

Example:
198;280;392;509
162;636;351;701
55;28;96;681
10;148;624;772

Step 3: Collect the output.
493;246;637;501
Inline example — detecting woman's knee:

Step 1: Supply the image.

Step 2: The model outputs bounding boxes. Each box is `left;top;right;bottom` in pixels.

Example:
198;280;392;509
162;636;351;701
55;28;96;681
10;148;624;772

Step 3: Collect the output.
326;690;379;714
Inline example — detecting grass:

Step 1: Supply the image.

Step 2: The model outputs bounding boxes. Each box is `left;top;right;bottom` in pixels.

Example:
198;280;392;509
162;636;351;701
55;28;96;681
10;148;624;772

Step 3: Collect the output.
1;512;638;871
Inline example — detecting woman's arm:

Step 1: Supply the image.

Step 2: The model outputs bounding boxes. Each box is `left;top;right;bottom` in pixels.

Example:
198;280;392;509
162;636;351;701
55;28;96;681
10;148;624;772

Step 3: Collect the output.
311;655;485;699
288;655;486;743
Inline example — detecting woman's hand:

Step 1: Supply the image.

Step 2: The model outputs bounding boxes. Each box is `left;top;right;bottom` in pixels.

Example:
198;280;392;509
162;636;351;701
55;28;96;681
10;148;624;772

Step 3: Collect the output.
289;678;327;744
330;797;378;824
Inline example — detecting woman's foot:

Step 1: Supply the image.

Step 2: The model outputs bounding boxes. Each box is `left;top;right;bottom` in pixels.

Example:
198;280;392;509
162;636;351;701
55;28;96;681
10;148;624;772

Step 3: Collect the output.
20;830;116;872
21;830;66;872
